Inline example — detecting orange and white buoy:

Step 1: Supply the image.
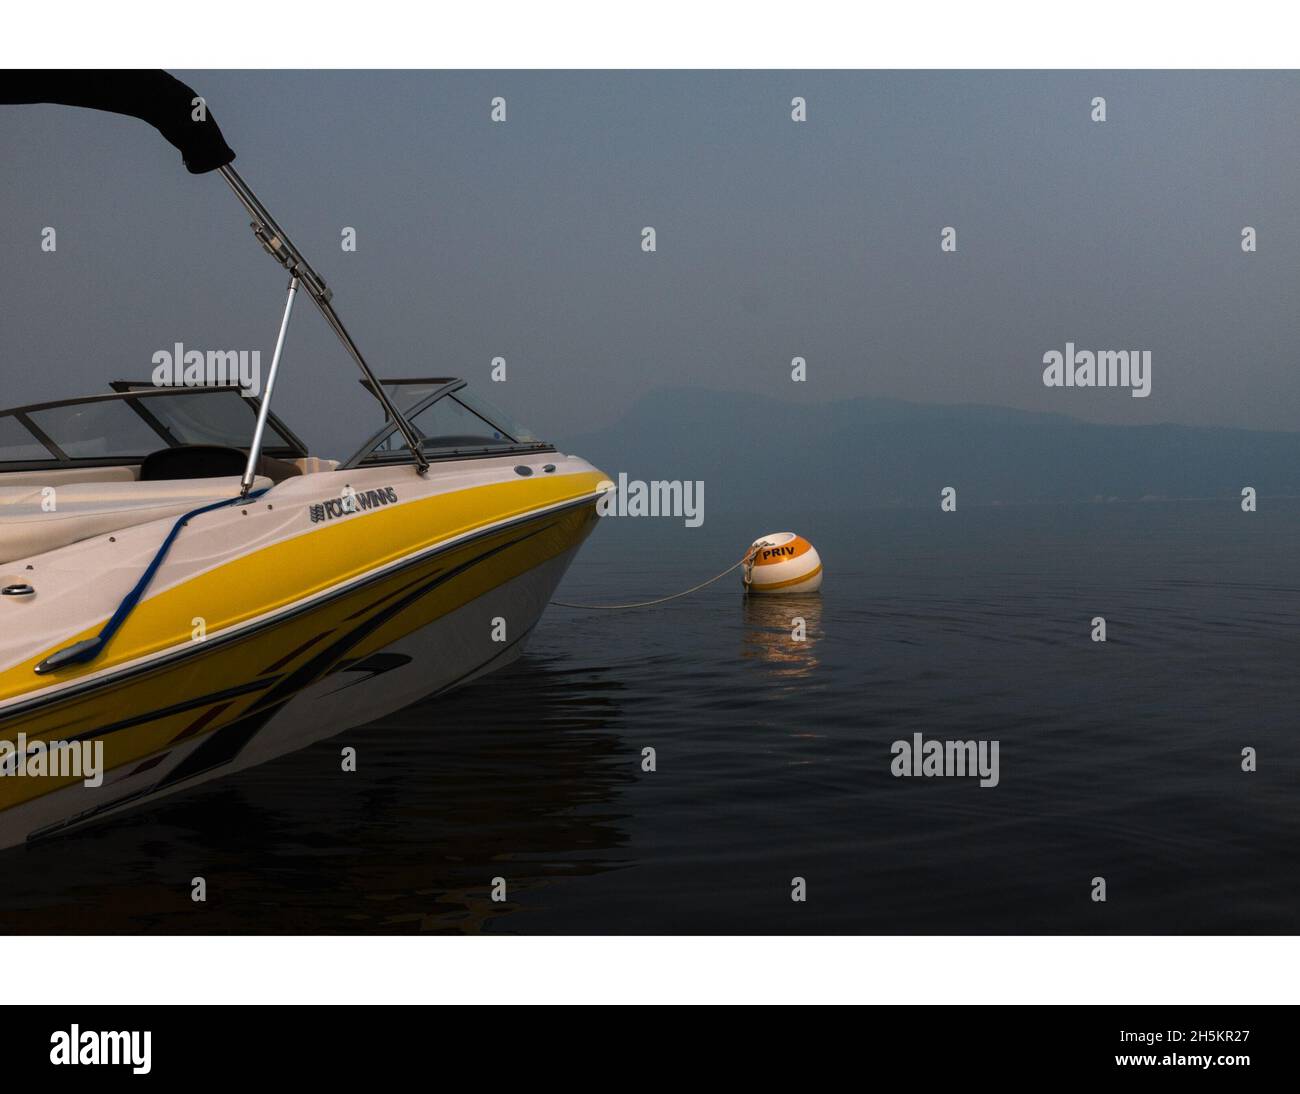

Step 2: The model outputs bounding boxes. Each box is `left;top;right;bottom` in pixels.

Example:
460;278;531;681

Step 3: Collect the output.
743;532;823;594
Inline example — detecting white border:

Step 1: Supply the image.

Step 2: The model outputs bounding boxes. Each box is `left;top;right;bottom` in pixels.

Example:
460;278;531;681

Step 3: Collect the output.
3;1;1300;69
0;937;1296;1004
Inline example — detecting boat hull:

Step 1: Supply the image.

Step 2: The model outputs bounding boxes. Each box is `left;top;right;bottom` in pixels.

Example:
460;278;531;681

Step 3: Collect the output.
0;464;603;848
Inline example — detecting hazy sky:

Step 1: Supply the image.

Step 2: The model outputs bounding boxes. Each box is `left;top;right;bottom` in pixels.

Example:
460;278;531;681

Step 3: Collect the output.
2;70;1299;456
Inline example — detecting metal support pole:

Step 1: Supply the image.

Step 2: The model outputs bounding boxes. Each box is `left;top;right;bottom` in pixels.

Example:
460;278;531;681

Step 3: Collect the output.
218;164;429;474
242;275;299;496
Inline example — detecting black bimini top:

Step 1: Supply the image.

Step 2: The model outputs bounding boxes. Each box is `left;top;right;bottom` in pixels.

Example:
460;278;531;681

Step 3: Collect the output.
0;70;235;174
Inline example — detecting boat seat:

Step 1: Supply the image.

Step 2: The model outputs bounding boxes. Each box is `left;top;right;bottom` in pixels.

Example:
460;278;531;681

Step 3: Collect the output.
139;444;303;483
0;475;272;565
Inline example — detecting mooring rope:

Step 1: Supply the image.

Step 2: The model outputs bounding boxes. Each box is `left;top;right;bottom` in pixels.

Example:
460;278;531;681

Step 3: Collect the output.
552;546;763;610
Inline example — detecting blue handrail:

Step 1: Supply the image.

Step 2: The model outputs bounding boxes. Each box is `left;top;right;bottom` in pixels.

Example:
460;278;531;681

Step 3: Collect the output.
33;487;269;675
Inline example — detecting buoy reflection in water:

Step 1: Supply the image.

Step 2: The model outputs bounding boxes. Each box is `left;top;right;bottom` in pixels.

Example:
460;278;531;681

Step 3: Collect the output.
741;594;822;678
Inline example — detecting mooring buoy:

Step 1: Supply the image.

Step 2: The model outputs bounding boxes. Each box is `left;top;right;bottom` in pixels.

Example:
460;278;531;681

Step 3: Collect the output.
743;532;823;594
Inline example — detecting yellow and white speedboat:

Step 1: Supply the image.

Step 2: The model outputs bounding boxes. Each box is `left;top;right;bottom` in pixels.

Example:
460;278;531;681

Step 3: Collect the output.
0;73;606;846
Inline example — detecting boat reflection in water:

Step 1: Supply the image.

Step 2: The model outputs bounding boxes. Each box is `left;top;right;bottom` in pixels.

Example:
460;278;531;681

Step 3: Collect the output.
741;594;823;680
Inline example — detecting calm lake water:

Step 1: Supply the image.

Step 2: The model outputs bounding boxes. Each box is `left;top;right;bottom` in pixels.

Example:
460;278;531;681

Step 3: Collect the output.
2;500;1299;933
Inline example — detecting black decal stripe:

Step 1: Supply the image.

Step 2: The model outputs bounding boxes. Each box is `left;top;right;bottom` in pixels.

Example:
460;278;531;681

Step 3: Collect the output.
153;704;281;788
169;699;234;743
126;750;171;778
250;523;557;713
340;570;435;621
326;653;414;693
259;631;330;674
62;676;280;746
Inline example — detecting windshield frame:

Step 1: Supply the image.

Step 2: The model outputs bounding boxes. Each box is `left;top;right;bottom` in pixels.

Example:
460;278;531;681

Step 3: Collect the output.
342;377;553;468
0;386;309;470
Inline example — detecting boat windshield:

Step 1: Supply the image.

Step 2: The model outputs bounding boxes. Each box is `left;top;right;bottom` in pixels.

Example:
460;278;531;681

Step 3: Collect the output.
347;378;548;466
109;383;304;453
0;387;306;468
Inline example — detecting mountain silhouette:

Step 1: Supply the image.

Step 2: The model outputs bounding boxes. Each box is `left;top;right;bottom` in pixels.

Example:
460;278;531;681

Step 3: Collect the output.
557;388;1300;510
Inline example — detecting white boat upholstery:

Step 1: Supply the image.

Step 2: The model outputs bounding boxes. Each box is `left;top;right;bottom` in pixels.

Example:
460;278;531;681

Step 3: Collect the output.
0;475;271;565
0;465;138;488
